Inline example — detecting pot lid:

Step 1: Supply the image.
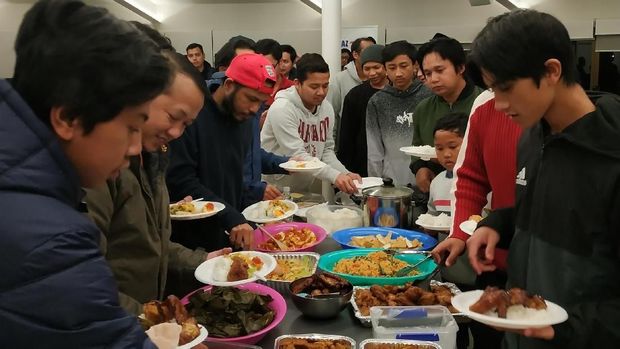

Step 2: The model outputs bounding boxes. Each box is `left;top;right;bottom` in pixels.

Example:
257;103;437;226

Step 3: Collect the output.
362;178;413;198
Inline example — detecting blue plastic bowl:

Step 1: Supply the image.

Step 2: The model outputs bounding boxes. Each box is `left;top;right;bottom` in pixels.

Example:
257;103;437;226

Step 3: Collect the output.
317;248;438;286
331;227;438;251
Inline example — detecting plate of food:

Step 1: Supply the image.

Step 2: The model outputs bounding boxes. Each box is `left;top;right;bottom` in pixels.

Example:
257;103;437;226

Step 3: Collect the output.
194;251;277;286
459;215;483;236
254;222;327;252
400;145;437;160
169;200;225;220
182;283;286;345
140;295;208;348
318;249;437;286
261;252;319;292
242;199;298;223
415;213;452;231
279;158;327;173
331;227;437;251
451;287;569;329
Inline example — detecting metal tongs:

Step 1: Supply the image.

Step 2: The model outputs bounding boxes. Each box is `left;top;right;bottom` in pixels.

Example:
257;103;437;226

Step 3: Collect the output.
256;223;288;251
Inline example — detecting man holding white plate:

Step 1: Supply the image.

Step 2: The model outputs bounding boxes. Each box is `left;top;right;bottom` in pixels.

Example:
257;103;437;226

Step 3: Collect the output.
261;53;361;194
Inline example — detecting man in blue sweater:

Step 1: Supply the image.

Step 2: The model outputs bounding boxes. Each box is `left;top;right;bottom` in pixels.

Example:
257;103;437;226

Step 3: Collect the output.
167;53;277;251
0;0;171;347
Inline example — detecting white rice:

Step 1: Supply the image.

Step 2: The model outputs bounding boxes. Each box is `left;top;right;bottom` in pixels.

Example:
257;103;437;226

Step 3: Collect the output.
485;305;549;321
212;257;232;281
418;213;451;227
307;206;362;233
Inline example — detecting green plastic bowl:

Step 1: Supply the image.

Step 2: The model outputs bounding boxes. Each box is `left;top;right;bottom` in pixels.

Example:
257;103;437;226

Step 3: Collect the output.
317;248;437;286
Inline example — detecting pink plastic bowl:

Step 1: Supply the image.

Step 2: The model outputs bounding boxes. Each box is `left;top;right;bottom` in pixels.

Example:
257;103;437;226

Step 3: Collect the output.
181;282;287;345
253;222;327;252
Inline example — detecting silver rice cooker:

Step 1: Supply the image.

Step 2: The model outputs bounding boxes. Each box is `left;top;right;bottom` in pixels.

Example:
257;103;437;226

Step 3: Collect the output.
361;178;414;229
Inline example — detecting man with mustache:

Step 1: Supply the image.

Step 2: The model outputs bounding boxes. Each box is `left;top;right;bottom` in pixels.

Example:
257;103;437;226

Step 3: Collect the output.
167;53;276;252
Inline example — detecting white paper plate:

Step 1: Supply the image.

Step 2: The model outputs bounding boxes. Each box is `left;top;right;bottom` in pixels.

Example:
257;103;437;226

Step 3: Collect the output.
242;200;298;223
294;202;327;218
400;146;437;161
177;325;208;349
194;251;277;286
279;159;327;173
459;220;478;236
170;201;225;221
451;290;569;329
415;219;451;232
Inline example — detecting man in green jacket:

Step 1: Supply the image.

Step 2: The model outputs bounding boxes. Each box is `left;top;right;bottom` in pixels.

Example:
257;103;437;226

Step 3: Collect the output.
86;37;229;315
410;37;483;193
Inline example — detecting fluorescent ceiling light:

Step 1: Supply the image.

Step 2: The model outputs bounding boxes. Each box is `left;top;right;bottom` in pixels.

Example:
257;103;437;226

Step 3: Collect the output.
496;0;531;10
114;0;162;22
301;0;322;13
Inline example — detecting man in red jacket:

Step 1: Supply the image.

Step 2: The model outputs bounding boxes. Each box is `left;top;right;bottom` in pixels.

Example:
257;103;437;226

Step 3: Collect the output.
432;89;522;349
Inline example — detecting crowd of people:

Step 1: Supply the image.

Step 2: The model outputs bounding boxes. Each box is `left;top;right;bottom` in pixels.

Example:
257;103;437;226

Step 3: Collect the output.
1;0;619;348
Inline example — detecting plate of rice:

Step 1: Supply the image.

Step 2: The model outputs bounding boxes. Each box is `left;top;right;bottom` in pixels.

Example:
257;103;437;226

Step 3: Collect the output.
451;290;568;329
416;213;451;231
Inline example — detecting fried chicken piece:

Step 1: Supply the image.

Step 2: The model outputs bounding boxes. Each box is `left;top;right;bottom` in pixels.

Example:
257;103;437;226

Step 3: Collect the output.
432;286;452;306
179;317;200;345
417;291;437;305
393;293;415;306
166;295;188;323
370;285;390;303
278;338;352;349
469;287;510;317
403;286;423;303
291;276;315;294
143;300;173;324
507;287;528;306
524;294;547;310
227;256;249;282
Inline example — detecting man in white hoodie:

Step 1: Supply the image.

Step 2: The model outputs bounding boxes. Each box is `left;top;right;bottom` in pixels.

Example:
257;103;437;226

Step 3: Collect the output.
328;36;376;148
261;53;362;194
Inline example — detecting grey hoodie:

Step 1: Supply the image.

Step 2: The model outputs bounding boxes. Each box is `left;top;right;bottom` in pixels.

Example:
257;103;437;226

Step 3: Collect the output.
261;86;349;192
366;81;433;185
327;60;363;146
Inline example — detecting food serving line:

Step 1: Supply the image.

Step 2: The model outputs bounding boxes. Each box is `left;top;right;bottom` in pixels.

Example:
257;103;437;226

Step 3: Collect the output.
168;174;569;349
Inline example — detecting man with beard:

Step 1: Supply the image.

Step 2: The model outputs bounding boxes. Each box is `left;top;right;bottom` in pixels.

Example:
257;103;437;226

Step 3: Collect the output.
167;53;276;252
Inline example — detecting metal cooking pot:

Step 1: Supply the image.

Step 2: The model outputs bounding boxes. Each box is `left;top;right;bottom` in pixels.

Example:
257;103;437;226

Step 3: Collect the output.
361;178;414;229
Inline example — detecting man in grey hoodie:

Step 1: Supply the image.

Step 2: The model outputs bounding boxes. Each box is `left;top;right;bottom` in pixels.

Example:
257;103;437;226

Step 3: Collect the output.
366;40;433;186
261;53;362;194
328;36;376;148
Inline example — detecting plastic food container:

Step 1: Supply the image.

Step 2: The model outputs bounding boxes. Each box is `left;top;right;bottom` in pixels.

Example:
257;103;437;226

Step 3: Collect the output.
273;334;356;349
201;340;261;349
305;205;363;234
370;305;458;349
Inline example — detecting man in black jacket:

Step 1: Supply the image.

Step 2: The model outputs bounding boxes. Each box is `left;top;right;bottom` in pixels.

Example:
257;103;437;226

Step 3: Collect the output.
466;10;620;349
167;53;276;251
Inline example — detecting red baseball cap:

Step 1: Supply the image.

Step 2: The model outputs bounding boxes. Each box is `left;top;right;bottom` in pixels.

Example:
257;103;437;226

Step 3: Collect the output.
226;53;277;95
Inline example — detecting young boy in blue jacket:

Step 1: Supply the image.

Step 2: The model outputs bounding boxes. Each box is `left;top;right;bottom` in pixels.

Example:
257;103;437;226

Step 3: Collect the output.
466;9;620;349
0;0;171;347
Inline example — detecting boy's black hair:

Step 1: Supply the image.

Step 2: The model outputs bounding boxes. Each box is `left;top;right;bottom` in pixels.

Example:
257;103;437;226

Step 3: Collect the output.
470;9;577;87
214;36;256;69
132;21;175;52
434;112;468;138
186;42;203;53
131;23;206;95
281;44;298;61
382;40;417;65
12;0;170;135
417;37;466;73
296;53;329;84
254;38;282;61
351;36;377;54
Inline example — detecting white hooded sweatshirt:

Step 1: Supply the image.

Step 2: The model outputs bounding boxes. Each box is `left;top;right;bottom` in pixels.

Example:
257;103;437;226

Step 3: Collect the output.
261;86;349;192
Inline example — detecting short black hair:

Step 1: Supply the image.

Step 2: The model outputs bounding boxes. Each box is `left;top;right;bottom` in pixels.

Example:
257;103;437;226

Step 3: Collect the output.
296;53;329;83
132;21;175;52
434;112;468;138
254;38;282;61
12;0;171;134
351;36;377;54
417;37;466;73
281;44;298;61
214;36;256;69
470;9;577;87
186;43;204;53
382;40;417;65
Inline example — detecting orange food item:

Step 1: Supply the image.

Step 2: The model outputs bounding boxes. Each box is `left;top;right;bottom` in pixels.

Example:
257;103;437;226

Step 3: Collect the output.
203;202;215;212
259;228;317;251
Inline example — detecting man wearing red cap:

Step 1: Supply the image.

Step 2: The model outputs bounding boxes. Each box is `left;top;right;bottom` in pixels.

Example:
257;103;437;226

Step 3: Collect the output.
167;53;276;253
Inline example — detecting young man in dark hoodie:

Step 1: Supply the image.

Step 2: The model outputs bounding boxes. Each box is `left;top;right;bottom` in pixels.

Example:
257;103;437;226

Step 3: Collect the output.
0;0;171;346
338;44;388;177
366;40;433;186
466;10;620;349
167;53;276;252
410;37;483;193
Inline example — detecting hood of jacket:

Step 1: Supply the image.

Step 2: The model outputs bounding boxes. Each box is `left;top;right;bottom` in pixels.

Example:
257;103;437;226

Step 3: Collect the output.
0;79;82;206
273;85;331;118
381;79;427;99
343;60;362;84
